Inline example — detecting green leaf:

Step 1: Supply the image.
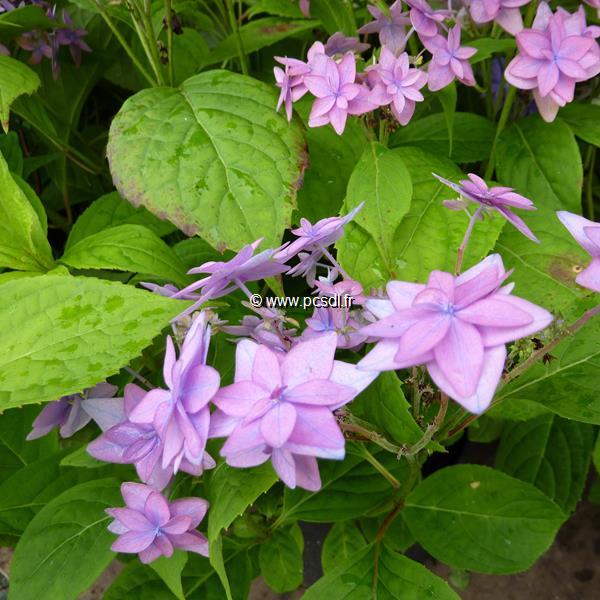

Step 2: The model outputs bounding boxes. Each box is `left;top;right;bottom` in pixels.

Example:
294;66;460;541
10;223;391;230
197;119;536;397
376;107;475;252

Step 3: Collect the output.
467;415;504;443
0;152;53;271
248;0;304;18
494;312;600;424
0;130;23;174
304;545;460;600
436;83;457;156
61;224;189;286
208;18;319;63
259;524;304;593
0;274;183;408
310;0;356;34
9;479;122;600
207;461;278;541
208;535;233;600
173;237;223;271
60;445;106;469
495;115;589;316
495;414;594;514
280;447;411;523
360;513;415;553
594;433;600;473
150;551;188;600
107;70;305;251
468;38;516;64
15;174;47;235
404;464;565;574
390;113;495;163
104;563;175;599
296;106;366;222
0;55;40;130
321;521;367;573
0;6;55;36
558;102;600;147
344;143;412;270
66;192;176;250
350;371;423;446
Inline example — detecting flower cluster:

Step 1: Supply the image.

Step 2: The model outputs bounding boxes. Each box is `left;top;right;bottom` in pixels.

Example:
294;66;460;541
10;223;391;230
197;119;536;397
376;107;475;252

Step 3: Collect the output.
505;2;600;121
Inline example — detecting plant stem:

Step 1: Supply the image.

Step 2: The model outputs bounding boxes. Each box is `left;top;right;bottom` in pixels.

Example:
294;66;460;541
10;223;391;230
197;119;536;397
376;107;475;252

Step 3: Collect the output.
484;85;516;180
356;444;401;489
125;366;154;389
319;244;352;280
93;0;156;87
378;118;389;147
164;0;175;86
225;0;249;75
586;147;596;220
455;206;483;275
141;0;166;85
340;420;402;454
401;393;448;456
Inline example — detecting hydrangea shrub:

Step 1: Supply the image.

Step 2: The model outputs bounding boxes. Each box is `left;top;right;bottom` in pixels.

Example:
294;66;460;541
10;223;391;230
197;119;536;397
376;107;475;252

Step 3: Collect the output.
0;0;599;598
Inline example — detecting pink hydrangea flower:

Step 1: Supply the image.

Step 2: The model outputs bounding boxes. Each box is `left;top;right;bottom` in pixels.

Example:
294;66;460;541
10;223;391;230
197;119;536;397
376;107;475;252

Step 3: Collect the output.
405;0;449;39
424;25;477;91
367;49;428;125
434;172;539;242
504;3;600;122
107;482;208;563
358;0;411;55
469;0;530;35
302;306;367;350
358;255;553;413
557;211;600;293
209;334;377;490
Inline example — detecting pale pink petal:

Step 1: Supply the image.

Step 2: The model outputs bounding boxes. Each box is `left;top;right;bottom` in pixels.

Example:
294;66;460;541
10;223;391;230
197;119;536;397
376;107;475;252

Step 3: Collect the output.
169;498;209;529
282;332;337;387
129;389;171;424
294;455;322;491
272;448;297;488
121;482;153;512
285;379;355;406
557;211;600;255
213;381;268;417
386;281;425;309
285;406;345;459
495;7;523;35
235;339;259;381
576;258;600;292
260;402;297;448
112;530;156;553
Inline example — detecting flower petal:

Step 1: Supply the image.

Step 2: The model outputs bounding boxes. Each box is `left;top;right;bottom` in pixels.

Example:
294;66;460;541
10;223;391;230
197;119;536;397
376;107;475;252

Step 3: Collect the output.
260;402;297;448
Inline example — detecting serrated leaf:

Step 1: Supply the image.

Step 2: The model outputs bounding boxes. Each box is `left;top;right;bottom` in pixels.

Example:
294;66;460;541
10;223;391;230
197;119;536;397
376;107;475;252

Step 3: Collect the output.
9;479;122;600
0;275;183;408
321;521;366;573
259;524;304;593
66;192;176;250
0;55;40;131
304;545;459;600
344;143;412;270
494;114;589;316
107;70;305;251
404;464;565;574
0;152;53;271
495;414;594;513
494;312;600;424
61;224;189;286
390;113;495;162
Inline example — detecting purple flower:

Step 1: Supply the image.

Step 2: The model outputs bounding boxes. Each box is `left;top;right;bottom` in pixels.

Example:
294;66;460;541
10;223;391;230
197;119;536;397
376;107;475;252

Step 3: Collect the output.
358;0;411;55
129;314;219;475
358;255;553;413
274;63;296;121
557;211;600;293
209;334;377;490
173;239;289;317
299;0;310;17
504;3;600;122
107;482;209;563
367;49;428;125
433;172;539;242
304;53;370;134
424;25;477;91
303;307;367;350
27;383;121;440
55;10;91;67
17;31;53;64
469;0;530;35
406;0;449;39
323;32;370;56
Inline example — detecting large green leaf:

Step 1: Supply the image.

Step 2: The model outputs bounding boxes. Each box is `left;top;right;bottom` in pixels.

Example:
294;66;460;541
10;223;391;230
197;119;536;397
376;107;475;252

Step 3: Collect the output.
208;18;319;63
344;143;412;270
259;524;304;593
494;115;589;316
61;224;189;286
558;102;600;147
9;479;122;600
296;105;366;222
150;551;188;600
390;113;495;162
0;153;53;271
494;311;600;424
304;545;460;600
0;6;55;36
0;275;182;408
350;371;423;446
404;464;565;574
338;147;505;288
495;414;594;514
104;563;175;600
66;192;176;250
0;55;40;131
107;70;306;251
309;0;356;34
321;521;367;574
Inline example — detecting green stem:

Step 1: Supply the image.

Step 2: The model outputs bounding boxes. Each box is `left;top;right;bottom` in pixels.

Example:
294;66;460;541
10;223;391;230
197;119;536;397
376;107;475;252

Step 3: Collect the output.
378;118;389;147
484;84;517;180
356;444;401;489
141;0;166;85
225;0;249;75
92;0;156;87
586;147;596;220
400;393;448;456
164;0;175;86
128;0;163;85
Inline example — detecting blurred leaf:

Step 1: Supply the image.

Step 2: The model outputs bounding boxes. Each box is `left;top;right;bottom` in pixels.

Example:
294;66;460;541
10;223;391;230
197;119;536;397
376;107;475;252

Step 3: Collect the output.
321;521;366;573
558;102;600;147
259;524;303;593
